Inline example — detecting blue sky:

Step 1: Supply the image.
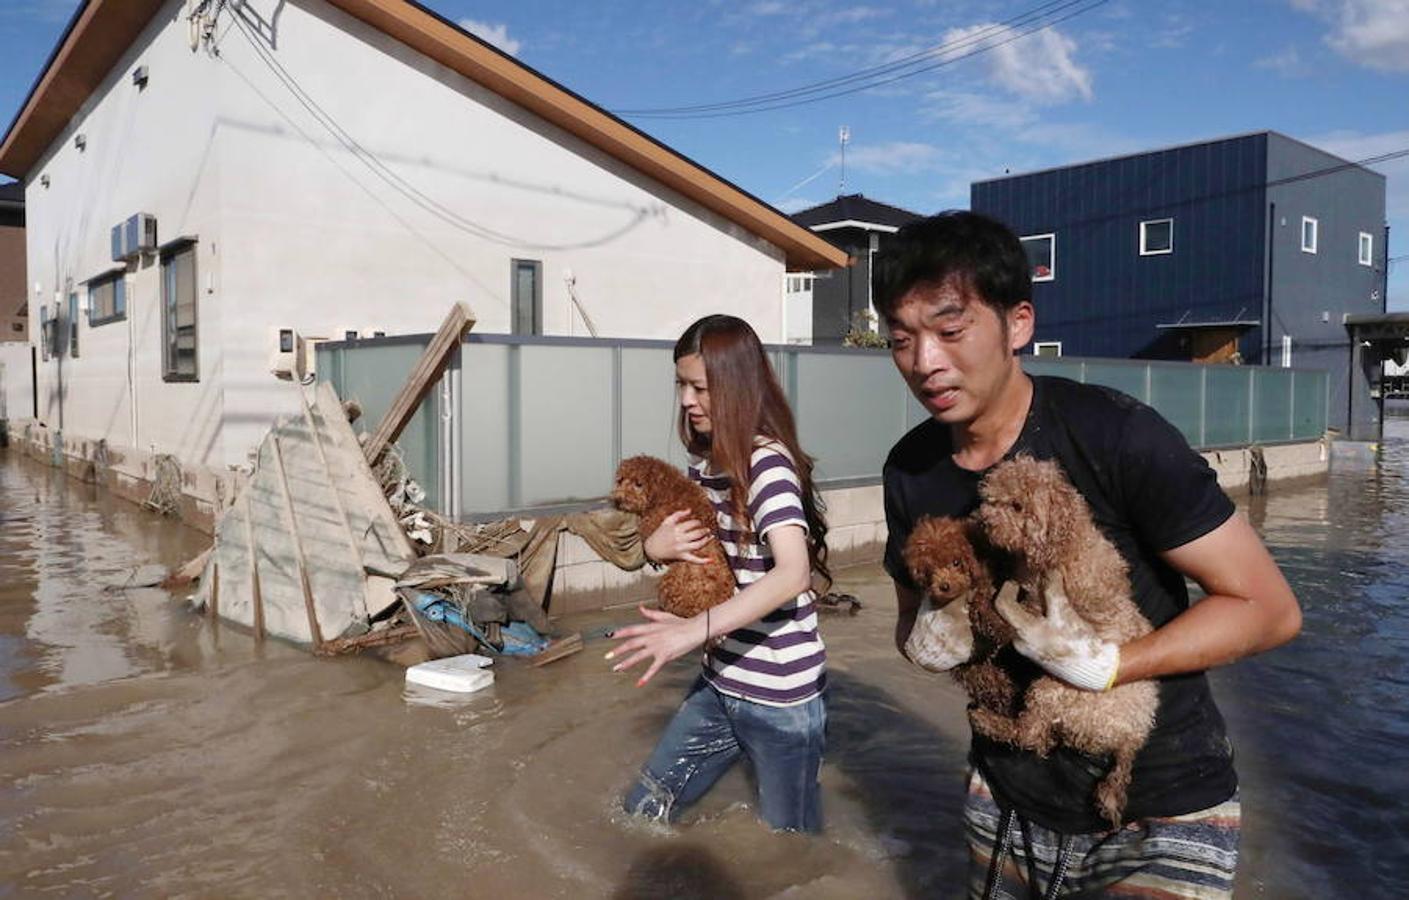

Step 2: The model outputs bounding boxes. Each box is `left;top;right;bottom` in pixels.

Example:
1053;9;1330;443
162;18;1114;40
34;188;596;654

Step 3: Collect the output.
3;0;1407;304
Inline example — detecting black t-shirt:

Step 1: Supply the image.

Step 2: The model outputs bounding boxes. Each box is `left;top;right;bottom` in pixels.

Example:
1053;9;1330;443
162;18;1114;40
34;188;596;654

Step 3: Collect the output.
883;375;1239;833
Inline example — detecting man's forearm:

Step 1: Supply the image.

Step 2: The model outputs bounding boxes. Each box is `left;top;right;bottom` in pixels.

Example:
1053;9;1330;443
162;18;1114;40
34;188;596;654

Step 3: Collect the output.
1113;591;1302;685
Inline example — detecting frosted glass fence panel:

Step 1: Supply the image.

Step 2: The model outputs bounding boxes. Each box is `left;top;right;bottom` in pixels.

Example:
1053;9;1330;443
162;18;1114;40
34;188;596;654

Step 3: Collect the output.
1204;367;1253;447
321;337;1330;518
1253;369;1294;443
1082;362;1149;404
620;347;690;471
1148;366;1204;446
317;338;439;509
518;345;616;508
792;351;910;483
1293;371;1328;441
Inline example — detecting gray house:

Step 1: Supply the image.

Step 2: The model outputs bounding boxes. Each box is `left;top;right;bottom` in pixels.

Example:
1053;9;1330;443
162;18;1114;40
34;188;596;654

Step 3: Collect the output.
972;132;1389;439
791;194;922;344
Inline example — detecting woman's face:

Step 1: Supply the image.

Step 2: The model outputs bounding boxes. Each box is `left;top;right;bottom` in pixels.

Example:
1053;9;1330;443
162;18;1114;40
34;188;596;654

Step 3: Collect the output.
675;353;711;435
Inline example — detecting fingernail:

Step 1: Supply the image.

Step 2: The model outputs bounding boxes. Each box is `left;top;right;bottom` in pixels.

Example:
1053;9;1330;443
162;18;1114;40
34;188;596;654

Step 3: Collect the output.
603;651;614;660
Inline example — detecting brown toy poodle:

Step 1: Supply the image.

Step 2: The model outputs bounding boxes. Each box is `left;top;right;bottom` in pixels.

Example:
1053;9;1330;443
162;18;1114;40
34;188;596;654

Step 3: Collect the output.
973;456;1158;828
611;455;736;619
902;516;1019;716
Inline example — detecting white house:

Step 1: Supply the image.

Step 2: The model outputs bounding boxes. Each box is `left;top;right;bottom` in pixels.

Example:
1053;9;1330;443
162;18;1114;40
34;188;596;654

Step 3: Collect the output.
0;0;846;525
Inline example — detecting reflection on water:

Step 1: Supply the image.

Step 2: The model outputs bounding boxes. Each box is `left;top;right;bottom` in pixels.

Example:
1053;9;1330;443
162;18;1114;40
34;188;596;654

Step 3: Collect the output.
4;412;1409;897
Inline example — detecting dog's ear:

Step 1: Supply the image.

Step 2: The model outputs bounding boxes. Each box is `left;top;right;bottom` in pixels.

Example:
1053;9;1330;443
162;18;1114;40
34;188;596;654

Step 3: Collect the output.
903;517;941;584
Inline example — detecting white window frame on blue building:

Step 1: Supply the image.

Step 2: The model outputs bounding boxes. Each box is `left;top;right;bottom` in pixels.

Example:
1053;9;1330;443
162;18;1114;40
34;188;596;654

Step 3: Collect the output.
1139;218;1174;256
1359;231;1373;267
1021;233;1055;282
1301;216;1318;254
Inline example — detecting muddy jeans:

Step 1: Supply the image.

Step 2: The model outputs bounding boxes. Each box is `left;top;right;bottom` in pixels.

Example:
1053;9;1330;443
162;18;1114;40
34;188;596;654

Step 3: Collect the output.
623;678;826;832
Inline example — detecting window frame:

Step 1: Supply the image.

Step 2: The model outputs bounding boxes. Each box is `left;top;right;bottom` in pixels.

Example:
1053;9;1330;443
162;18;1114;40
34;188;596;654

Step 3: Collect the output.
87;268;128;327
1359;231;1373;267
161;239;200;383
1301;216;1318;254
1033;341;1063;358
510;258;543;336
1020;232;1056;283
1139;218;1174;256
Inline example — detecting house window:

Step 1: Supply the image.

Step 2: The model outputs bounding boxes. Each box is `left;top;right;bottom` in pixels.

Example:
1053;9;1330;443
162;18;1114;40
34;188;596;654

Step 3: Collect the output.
1281;334;1292;368
88;272;126;326
162;241;199;381
1301;216;1318;254
67;290;79;358
1033;341;1063;357
1140;218;1173;256
1359;232;1373;267
1021;233;1055;282
511;259;542;336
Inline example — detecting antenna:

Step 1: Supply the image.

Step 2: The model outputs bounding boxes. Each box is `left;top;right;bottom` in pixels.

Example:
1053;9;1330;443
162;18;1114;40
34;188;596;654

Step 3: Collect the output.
838;125;850;194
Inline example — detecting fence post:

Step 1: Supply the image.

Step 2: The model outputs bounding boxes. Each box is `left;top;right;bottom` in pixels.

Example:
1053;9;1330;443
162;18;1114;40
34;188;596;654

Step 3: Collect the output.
1198;365;1207;448
508;343;521;510
1247;367;1256;444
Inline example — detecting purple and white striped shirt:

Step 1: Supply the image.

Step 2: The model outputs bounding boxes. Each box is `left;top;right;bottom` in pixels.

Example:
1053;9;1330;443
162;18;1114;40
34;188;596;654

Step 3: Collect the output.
689;439;826;707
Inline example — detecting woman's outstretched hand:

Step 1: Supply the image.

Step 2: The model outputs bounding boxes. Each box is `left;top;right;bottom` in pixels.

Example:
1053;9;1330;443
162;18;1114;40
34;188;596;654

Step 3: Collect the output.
606;605;708;687
644;510;712;565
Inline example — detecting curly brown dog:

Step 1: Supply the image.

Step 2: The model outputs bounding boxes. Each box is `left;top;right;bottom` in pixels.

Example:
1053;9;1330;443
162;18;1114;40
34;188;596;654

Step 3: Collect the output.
611;455;735;619
973;456;1158;828
903;516;1018;715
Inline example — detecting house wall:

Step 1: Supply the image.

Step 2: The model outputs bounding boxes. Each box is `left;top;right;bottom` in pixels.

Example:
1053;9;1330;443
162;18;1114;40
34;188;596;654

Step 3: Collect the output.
22;0;225;472
1264;133;1386;437
971;134;1269;359
211;0;791;465
18;0;799;480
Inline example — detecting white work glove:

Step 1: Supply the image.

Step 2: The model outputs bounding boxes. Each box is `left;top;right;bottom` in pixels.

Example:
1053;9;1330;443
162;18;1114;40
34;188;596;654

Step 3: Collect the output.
994;579;1121;692
904;595;974;673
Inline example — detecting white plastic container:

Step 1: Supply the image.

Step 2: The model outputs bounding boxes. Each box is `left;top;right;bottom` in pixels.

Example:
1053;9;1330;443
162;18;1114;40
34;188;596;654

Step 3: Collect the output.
405;654;495;693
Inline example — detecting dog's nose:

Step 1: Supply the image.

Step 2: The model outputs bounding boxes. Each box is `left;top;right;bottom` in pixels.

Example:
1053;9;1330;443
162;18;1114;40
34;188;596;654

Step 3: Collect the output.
939;581;951;593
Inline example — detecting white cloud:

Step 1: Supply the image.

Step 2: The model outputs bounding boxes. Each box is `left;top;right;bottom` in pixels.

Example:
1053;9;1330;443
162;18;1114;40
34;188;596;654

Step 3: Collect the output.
925;88;1038;132
1255;45;1306;75
941;23;1093;104
458;18;522;56
1291;0;1409;72
830;141;943;175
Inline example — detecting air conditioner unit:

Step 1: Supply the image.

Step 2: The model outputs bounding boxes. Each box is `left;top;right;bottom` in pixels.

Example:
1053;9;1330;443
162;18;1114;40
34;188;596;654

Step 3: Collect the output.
112;213;158;261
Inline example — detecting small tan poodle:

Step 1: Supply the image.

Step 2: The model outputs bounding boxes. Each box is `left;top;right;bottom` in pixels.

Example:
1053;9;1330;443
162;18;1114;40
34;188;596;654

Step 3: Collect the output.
973;456;1158;828
611;455;735;619
902;516;1018;716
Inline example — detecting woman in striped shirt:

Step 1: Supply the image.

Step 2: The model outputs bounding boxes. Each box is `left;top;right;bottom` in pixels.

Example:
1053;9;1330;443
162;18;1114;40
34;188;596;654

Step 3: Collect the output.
609;314;832;832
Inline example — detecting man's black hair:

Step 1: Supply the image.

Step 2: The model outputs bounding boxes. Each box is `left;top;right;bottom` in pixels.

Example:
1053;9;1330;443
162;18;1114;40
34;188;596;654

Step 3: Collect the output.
871;210;1031;321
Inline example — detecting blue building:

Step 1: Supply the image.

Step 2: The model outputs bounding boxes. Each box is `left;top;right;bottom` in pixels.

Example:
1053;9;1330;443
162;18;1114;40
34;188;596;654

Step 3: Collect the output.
971;131;1389;438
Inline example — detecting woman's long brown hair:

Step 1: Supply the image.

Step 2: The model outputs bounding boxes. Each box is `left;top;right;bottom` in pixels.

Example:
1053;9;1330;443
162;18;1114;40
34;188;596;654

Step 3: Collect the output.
674;315;830;587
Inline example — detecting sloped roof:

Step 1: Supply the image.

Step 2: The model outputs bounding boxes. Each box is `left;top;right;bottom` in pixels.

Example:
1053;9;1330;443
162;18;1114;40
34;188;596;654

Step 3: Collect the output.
790;193;924;231
0;0;847;271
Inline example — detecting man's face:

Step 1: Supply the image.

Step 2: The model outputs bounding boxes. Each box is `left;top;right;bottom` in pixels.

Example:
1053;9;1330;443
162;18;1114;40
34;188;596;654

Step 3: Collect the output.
886;279;1033;426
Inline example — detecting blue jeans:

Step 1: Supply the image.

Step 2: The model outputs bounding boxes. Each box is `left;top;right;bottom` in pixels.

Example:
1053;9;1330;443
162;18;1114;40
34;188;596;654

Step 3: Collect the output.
623;678;827;832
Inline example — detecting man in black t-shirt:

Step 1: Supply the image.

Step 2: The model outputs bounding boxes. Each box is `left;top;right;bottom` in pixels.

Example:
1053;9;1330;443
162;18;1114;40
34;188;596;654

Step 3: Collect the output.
873;212;1301;898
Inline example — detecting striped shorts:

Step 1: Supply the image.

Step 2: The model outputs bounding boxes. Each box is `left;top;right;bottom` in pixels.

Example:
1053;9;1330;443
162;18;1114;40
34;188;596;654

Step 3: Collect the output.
964;770;1241;899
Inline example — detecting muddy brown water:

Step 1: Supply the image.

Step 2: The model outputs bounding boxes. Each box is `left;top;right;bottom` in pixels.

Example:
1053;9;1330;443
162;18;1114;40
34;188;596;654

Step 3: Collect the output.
3;416;1409;898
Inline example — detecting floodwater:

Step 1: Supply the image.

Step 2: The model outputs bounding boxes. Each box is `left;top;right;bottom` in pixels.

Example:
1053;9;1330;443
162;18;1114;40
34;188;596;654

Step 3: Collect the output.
2;416;1408;899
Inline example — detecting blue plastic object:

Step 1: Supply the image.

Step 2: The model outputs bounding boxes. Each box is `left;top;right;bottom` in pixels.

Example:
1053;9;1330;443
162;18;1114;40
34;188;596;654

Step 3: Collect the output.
410;591;499;655
499;620;550;657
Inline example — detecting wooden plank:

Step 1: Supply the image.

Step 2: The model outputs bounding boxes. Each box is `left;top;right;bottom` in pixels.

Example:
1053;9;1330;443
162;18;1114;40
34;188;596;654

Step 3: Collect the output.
300;388;375;622
363;302;476;465
243;490;265;642
531;632;584;667
315;624;421;657
270;434;325;650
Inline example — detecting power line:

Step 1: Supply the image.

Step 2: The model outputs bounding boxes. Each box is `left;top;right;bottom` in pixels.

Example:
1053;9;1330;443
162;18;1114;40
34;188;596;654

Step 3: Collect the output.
225;10;653;252
614;0;1109;120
